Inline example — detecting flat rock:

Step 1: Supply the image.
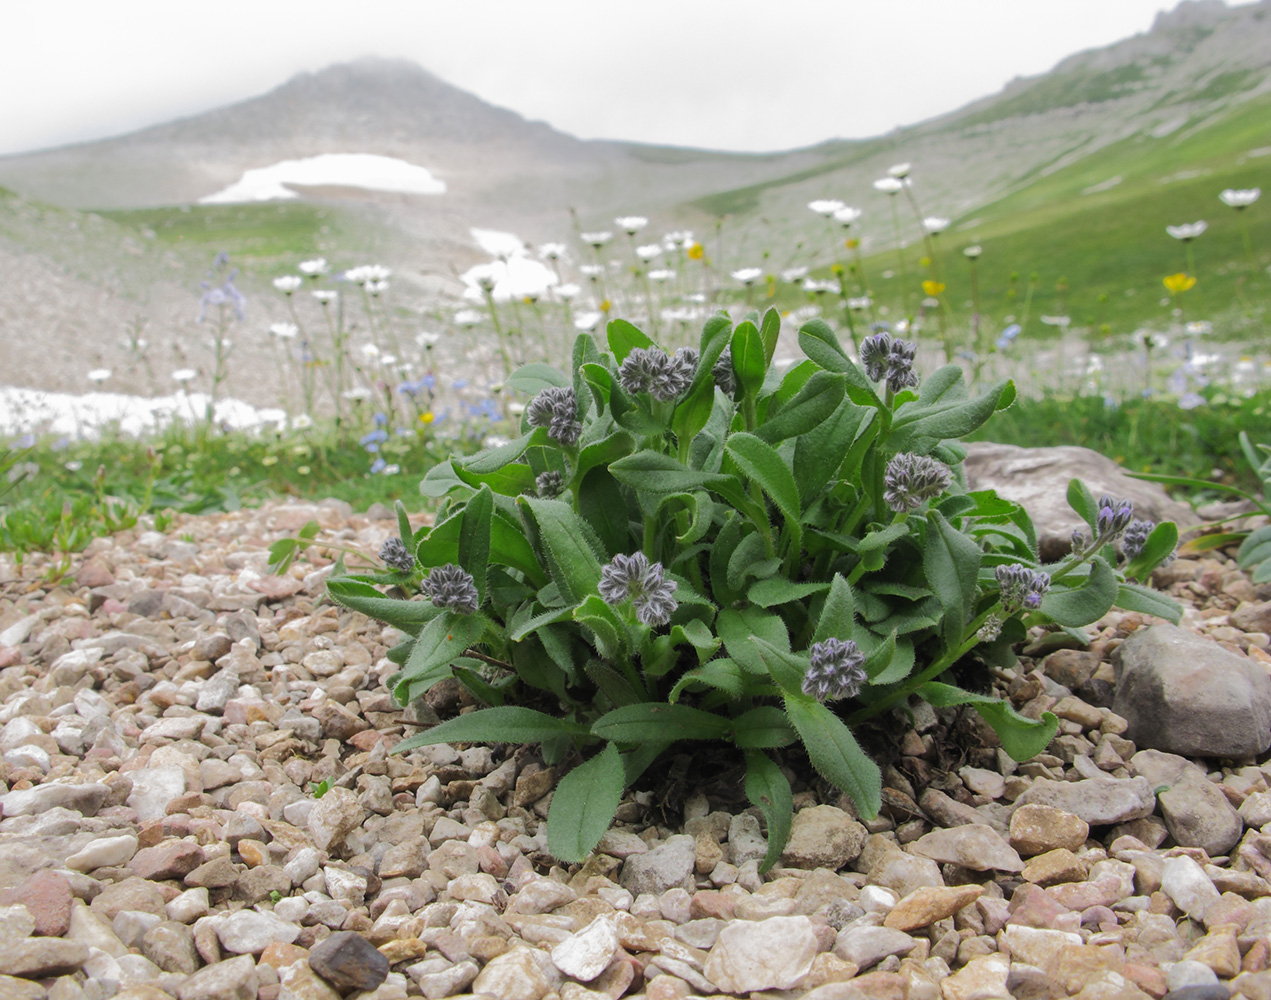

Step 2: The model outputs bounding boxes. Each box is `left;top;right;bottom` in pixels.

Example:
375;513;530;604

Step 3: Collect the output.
833;925;918;970
883;885;984;931
1009;803;1090;855
908;824;1024;873
130;842;205;881
963;442;1196;561
703;914;819;993
550;915;619;982
176;954;258;1000
1112;623;1271;758
1014;776;1156;826
0;782;110;818
212;910;300;954
471;946;552;1000
0;936;89;978
66;833;139;872
126;767;187;823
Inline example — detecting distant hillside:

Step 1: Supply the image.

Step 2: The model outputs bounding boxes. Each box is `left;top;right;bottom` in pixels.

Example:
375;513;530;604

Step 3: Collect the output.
0;0;1267;405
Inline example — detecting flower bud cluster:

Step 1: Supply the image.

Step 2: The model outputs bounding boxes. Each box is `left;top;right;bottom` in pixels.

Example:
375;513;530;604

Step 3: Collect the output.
535;470;566;498
420;564;479;615
598;552;679;627
858;331;919;393
803;638;868;702
995;564;1051;612
526;387;582;446
618;347;698;401
883;453;953;512
1121;519;1154;559
711;348;737;397
1096;495;1134;544
378;537;415;573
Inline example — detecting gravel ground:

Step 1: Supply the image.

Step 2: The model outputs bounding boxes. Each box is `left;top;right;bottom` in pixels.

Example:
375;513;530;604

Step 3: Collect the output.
1;498;1270;1000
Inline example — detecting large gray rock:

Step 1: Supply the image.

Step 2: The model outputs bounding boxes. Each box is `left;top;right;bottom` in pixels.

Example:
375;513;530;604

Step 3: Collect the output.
1112;623;1271;758
963;442;1197;561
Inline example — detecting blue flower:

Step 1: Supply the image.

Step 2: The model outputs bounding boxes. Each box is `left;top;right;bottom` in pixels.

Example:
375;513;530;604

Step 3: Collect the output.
369;457;387;475
995;564;1051;612
995;324;1022;350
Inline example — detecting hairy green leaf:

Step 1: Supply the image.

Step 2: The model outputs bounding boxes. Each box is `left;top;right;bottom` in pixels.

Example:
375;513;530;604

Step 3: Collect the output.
547;743;625;862
744;750;794;873
784;695;881;818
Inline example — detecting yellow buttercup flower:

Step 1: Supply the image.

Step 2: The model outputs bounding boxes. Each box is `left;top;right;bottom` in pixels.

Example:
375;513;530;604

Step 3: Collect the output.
600;299;612;313
831;263;845;276
1163;273;1196;294
845;238;860;249
419;412;435;425
687;242;704;260
922;280;946;296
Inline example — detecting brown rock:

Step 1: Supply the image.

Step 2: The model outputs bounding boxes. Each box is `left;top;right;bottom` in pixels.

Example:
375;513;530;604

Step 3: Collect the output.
1022;848;1089;886
89;877;167;919
1010;803;1090;856
130;841;205;881
883;885;983;931
0;937;89;977
184;856;242;889
0;870;73;936
311;700;368;741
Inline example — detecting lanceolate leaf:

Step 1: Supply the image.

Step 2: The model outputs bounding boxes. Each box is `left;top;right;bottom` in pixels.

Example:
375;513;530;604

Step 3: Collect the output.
813;574;856;645
1113;582;1182;623
726;432;802;525
718;606;790;675
390;706;586;755
547;742;625;863
458;485;493;603
753;371;846;445
506;362;570;396
784;695;882;819
759;307;781;367
731;320;766;402
732;706;797;748
1067;479;1099;532
518;497;603;605
607;318;654;362
591;703;733;743
923;511;983;649
1041;556;1118;627
918;682;1059;762
744;750;794;873
668;658;745;702
1122;521;1178;580
749;636;809;695
327;577;441;636
391;611;487;705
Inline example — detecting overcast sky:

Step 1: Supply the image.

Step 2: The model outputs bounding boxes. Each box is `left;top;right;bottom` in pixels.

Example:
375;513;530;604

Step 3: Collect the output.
0;0;1257;157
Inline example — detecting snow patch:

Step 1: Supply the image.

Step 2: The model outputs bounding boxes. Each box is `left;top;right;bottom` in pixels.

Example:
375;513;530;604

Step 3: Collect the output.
1;385;287;439
200;153;445;204
461;228;557;303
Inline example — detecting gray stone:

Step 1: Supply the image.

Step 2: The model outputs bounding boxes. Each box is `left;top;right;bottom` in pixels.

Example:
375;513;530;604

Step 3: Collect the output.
550;915;619;982
212;909;299;954
140;921;199;975
176;954;258;1000
781;805;867;870
307;786;365;853
727;813;768;866
1112;623;1271;758
1014;775;1156;826
125;767;187;823
1159;776;1244;855
0;783;110;818
619;835;696;896
66;834;138;872
703;915;819;993
908;824;1024;873
833;924;919;970
963;442;1197;561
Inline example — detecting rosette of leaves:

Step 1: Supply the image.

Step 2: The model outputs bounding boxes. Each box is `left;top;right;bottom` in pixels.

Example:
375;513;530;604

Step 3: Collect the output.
326;309;1181;869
